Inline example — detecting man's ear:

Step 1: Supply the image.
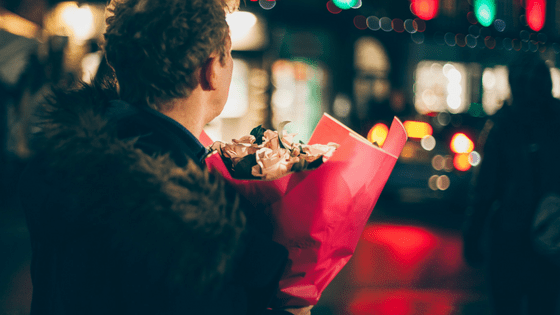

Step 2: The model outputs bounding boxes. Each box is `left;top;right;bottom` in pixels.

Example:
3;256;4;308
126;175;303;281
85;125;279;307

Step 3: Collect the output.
200;56;220;91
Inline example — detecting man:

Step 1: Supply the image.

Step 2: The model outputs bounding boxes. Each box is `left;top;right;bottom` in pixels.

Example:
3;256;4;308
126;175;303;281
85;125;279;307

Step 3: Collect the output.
463;54;560;314
18;0;294;313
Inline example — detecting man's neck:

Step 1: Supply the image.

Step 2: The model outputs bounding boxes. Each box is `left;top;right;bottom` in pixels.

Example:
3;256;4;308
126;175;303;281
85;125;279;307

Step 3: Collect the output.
158;92;209;140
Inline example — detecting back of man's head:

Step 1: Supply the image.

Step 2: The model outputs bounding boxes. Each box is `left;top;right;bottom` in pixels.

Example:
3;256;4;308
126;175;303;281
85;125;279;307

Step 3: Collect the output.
104;0;237;110
508;53;553;105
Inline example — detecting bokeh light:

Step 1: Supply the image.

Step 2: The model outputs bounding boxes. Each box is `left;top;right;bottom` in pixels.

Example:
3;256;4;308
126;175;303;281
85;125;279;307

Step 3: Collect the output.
468;151;481;166
392;19;405;33
455;33;466;47
513;38;521;50
428;175;439;190
485;36;496;49
258;0;276;10
411;32;425;44
367;16;381;30
432;155;445;171
61;3;95;42
354;15;368;30
421;135;436;151
526;0;546;32
450;133;474;154
333;94;351;118
453;153;471;171
474;0;496;27
444;32;456;46
466;11;478;24
503;37;513;50
444;155;454;172
468;25;481;38
436;175;451;190
332;0;358;10
466;34;477;48
494;19;506;32
436;112;451;126
414;18;426;32
227;11;258;43
380;17;393;31
530;41;539;52
403;121;433;139
326;0;343;14
404;19;417;33
367;123;389;146
520;30;530;41
411;0;439;20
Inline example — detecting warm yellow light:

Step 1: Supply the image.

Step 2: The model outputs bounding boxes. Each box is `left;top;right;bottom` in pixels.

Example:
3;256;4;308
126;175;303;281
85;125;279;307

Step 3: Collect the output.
453;153;471;171
0;9;40;38
450;133;474;153
60;2;95;42
226;11;258;48
400;142;415;158
403;121;433;139
367;123;389;146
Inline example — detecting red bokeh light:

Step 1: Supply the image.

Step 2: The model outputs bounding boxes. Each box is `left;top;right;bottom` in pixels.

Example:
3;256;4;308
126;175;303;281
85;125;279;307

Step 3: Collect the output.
362;225;438;265
413;18;426;32
326;0;343;14
354;15;368;30
349;289;459;315
411;0;439;20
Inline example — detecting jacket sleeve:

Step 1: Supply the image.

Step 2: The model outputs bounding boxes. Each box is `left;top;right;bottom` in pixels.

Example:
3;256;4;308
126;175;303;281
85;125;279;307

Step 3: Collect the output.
223;182;289;315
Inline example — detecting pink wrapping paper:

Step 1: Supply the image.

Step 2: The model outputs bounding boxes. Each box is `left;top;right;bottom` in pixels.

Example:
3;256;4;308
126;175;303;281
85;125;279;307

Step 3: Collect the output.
201;113;407;307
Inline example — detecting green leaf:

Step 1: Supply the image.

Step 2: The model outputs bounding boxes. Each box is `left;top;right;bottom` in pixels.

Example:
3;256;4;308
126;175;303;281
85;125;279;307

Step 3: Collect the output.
250;125;266;145
233;153;259;179
277;121;291;150
307;157;324;170
291;158;309;172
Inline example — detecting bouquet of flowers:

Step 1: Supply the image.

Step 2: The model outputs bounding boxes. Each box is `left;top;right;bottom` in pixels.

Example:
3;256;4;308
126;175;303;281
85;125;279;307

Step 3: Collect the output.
201;113;407;307
208;121;340;181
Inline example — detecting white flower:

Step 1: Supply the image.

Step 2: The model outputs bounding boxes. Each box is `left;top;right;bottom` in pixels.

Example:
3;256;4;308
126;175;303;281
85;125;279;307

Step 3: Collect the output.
261;130;297;150
221;142;258;167
232;135;256;145
251;147;300;180
300;142;340;163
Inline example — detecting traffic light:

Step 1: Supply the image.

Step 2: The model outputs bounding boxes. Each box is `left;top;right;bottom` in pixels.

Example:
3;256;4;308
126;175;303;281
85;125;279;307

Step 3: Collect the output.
526;0;546;32
410;0;439;20
332;0;358;10
474;0;496;27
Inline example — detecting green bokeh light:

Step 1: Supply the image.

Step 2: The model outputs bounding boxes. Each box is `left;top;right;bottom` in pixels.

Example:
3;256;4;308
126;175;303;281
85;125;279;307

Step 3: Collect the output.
332;0;358;10
474;0;496;27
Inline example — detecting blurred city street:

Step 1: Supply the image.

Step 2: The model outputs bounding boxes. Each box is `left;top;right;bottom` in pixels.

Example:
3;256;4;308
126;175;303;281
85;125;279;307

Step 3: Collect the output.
2;0;559;313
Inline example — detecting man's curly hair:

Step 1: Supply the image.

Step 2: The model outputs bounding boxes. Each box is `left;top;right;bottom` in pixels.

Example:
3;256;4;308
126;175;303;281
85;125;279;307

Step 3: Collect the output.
104;0;237;110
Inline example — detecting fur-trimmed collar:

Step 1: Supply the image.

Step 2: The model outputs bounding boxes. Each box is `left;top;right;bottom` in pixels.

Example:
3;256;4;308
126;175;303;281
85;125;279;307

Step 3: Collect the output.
25;79;246;294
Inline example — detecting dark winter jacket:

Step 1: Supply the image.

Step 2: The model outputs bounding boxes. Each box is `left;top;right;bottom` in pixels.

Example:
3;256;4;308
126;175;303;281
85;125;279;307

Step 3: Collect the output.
17;79;289;315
